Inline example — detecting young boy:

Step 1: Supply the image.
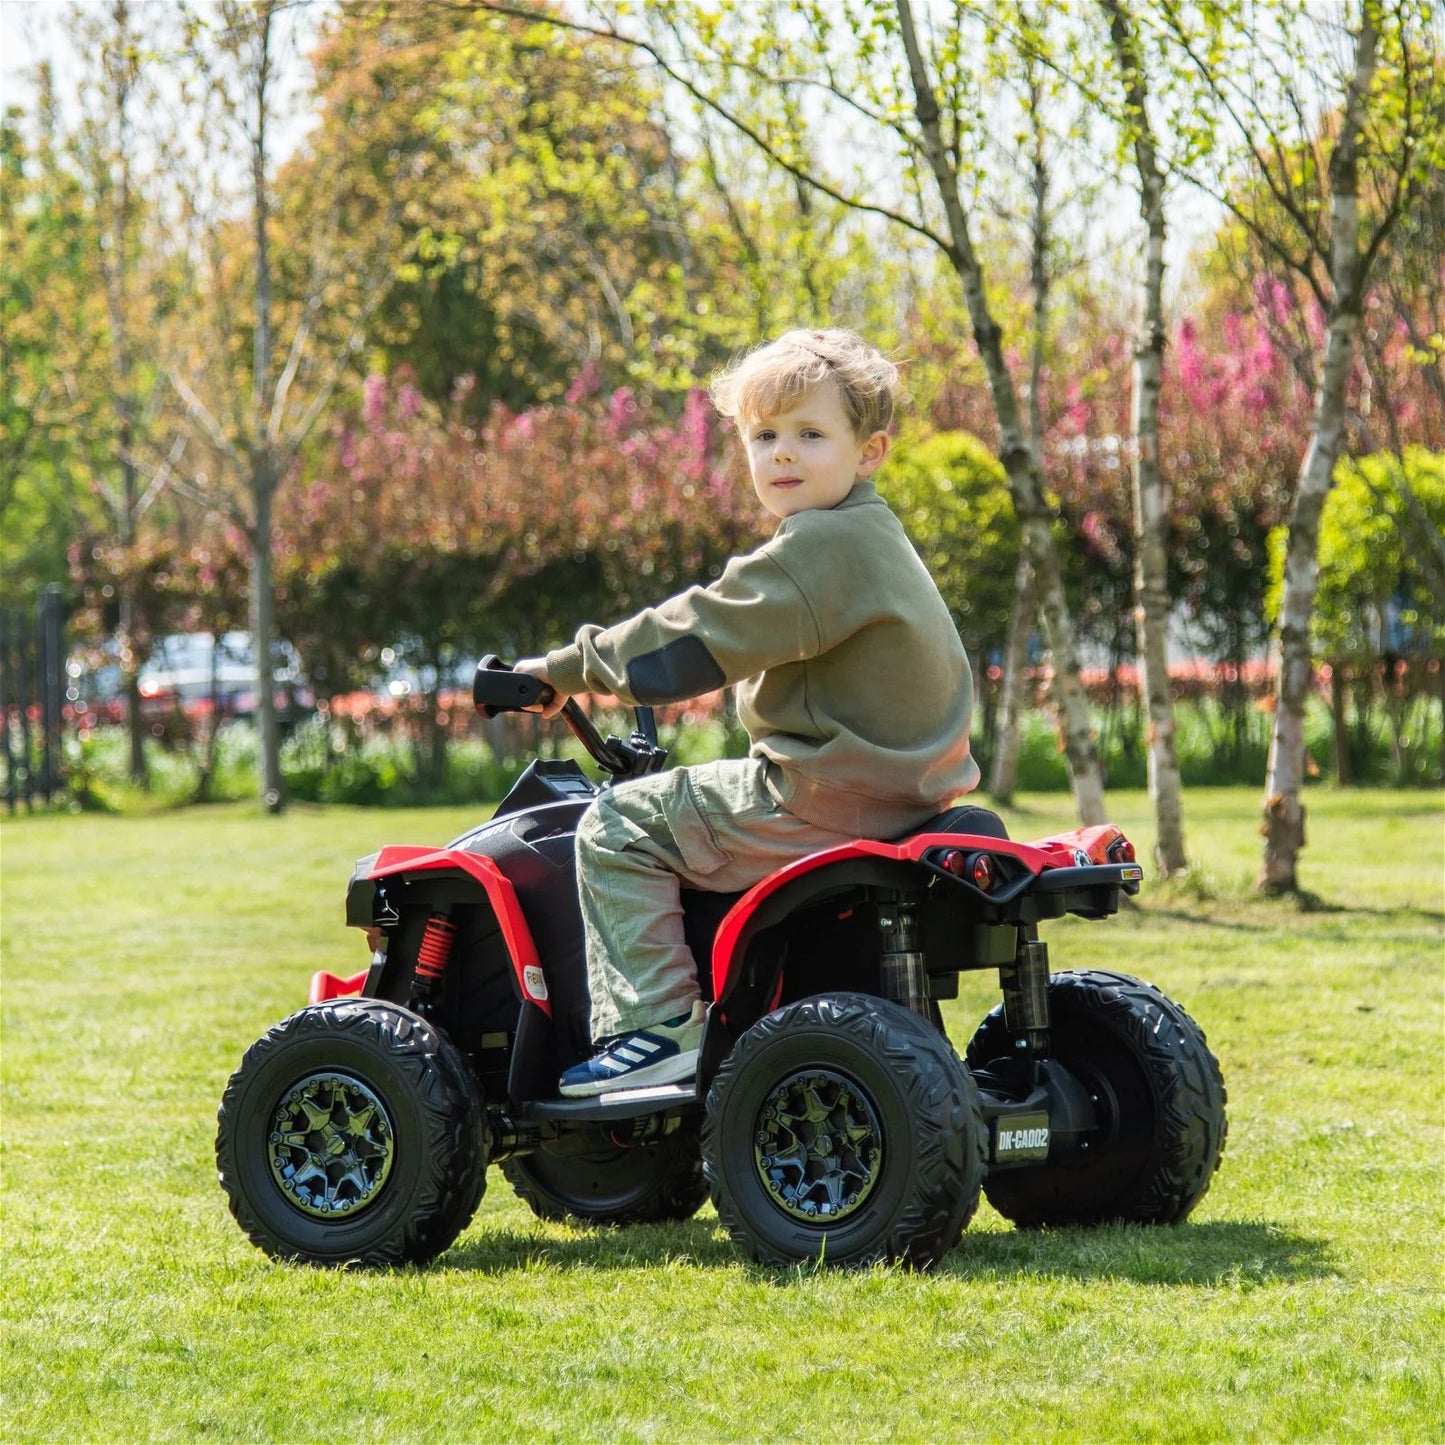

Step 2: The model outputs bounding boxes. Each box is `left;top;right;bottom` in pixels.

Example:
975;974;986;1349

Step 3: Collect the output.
515;327;979;1097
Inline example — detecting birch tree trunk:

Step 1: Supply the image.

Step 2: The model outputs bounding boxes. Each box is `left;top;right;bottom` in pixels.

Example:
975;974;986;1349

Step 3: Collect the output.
249;479;284;811
1259;12;1377;893
988;554;1034;802
244;0;285;812
92;0;148;786
990;48;1049;807
896;0;1105;825
1103;0;1187;874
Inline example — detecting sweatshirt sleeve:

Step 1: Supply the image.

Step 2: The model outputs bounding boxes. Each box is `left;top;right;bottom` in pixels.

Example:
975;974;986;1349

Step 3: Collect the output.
546;543;823;705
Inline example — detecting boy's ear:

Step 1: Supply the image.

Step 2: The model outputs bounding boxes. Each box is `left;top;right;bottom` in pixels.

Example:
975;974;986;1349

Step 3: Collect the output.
856;429;890;477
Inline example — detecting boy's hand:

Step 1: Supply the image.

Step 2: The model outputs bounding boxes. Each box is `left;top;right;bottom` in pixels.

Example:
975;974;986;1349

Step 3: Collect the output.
512;657;570;718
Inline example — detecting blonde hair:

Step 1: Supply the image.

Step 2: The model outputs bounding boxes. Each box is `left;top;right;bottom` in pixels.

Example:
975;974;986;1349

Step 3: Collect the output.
709;328;902;436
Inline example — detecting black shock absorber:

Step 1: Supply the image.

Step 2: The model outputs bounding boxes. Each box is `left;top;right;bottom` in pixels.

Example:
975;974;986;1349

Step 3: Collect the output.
878;903;930;1017
408;912;456;1018
999;929;1051;1067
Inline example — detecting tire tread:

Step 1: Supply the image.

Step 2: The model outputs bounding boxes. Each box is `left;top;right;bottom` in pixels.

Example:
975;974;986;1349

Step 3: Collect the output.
966;968;1227;1227
704;993;986;1268
216;999;486;1267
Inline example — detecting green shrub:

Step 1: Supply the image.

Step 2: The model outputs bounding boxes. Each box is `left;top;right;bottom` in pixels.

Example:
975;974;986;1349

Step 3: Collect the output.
881;431;1021;669
282;721;521;808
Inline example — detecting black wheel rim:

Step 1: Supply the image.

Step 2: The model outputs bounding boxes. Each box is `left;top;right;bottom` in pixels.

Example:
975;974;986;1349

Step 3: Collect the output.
753;1067;883;1224
268;1071;396;1219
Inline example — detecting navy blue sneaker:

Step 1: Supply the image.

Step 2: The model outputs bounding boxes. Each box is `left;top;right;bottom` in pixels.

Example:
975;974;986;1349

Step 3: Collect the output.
558;1001;706;1097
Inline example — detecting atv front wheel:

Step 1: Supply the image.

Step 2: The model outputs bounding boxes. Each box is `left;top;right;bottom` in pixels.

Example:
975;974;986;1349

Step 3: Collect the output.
216;999;487;1266
703;993;985;1268
501;1122;706;1226
966;969;1227;1227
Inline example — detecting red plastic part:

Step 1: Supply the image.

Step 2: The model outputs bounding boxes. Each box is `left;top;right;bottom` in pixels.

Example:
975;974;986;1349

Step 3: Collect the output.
709;825;1127;1003
309;968;369;1005
1028;823;1128;864
364;845;552;1016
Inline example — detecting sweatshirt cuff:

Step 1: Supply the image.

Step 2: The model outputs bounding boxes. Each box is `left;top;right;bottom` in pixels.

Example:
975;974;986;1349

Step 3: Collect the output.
545;644;587;697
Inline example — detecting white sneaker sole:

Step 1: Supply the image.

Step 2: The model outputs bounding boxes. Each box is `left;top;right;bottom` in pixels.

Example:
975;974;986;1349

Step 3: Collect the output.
559;1046;700;1098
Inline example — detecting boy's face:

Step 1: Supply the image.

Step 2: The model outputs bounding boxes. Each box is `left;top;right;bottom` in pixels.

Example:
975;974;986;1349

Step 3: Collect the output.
741;379;889;520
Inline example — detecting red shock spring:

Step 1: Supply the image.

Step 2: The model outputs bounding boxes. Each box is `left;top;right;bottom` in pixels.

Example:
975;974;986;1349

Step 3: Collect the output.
414;914;456;987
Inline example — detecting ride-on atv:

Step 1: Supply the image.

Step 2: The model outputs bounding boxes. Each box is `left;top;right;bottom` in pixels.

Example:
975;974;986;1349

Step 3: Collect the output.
216;658;1227;1269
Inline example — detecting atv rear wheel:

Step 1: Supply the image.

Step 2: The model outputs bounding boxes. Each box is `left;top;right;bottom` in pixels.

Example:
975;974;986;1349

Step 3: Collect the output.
966;969;1227;1227
216;999;487;1266
703;993;985;1268
501;1122;706;1226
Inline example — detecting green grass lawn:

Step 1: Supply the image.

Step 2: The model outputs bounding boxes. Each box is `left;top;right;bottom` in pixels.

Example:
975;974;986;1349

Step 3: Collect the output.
2;787;1441;1442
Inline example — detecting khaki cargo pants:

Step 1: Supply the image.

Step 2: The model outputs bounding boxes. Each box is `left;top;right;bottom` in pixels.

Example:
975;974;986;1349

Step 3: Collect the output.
575;757;857;1038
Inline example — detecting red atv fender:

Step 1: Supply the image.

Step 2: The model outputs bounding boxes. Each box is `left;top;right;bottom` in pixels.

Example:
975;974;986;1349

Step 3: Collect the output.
310;844;551;1016
708;823;1133;1013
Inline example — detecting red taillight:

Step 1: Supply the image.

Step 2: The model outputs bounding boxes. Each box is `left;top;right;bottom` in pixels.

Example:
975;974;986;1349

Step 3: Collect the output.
971;854;997;891
1107;836;1137;863
939;849;967;876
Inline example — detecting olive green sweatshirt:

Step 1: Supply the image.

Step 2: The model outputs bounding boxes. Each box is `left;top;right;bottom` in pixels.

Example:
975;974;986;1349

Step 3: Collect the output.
546;480;979;836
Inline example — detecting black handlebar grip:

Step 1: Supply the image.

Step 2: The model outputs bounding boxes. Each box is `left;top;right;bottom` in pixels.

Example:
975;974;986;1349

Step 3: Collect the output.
473;655;554;717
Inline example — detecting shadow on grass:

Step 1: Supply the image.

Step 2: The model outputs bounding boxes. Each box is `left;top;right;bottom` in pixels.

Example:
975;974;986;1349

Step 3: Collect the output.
938;1218;1336;1286
1131;896;1443;930
1127;906;1269;933
442;1216;736;1274
442;1216;1333;1287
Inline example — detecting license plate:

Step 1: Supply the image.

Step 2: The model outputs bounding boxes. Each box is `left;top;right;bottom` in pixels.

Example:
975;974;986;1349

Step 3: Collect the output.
994;1111;1050;1162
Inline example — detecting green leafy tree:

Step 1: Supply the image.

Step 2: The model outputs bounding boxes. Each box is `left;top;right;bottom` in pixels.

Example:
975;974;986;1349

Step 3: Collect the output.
1161;0;1442;891
0;93;105;611
162;0;409;812
307;1;710;410
882;430;1021;756
1272;448;1444;784
2;4;189;785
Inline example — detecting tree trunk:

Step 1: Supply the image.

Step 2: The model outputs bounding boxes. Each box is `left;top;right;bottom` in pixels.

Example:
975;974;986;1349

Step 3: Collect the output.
1330;663;1352;785
988;555;1034;803
896;0;1105;825
1259;12;1377;894
120;592;147;784
1104;0;1187;876
247;3;284;815
1437;656;1445;788
100;1;147;788
250;482;284;813
194;628;225;803
988;63;1047;809
1021;513;1107;824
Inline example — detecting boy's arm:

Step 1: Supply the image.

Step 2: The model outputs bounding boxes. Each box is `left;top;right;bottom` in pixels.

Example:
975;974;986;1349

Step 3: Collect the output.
545;545;821;706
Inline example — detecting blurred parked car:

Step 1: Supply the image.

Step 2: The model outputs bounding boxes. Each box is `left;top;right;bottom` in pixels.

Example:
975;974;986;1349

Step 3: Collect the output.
67;633;313;737
137;632;314;731
328;647;478;733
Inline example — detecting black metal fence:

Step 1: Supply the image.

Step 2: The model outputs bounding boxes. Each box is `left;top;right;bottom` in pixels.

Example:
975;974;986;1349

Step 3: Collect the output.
1;586;67;811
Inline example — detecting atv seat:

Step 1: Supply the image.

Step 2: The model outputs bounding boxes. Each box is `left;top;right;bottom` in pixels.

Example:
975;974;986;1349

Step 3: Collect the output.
894;803;1010;842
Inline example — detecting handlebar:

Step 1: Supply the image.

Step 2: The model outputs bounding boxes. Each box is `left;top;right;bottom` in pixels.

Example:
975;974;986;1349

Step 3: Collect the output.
472;655;663;778
472;656;553;716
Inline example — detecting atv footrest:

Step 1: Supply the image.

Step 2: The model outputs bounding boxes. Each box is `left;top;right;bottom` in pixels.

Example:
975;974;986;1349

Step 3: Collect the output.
522;1082;699;1126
